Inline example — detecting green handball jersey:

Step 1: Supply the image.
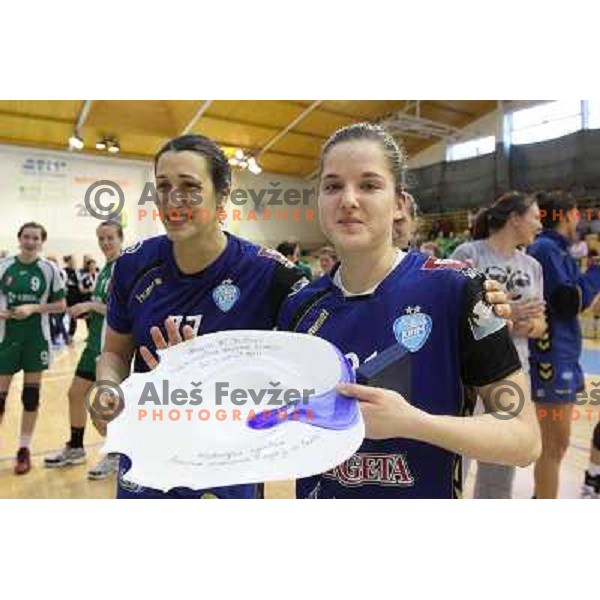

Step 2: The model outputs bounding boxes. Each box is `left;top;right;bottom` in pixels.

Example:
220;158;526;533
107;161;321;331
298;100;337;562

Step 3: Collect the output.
0;256;65;374
86;260;115;354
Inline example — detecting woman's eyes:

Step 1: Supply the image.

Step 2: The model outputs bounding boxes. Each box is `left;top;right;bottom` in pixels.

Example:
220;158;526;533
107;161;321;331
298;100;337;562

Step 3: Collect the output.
361;181;381;191
157;183;201;193
323;181;382;193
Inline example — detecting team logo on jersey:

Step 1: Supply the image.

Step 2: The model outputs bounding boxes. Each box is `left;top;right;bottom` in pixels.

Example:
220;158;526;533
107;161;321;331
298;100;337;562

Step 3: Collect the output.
123;241;144;255
393;306;432;353
212;279;240;312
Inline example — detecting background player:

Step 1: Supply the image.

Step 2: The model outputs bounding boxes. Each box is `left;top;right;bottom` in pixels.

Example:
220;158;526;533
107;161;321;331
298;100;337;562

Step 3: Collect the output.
452;191;546;498
392;191;418;251
44;221;124;479
0;222;66;474
528;190;600;498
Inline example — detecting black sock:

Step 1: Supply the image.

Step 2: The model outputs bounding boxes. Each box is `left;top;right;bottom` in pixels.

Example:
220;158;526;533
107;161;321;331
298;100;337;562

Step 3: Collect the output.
69;427;85;449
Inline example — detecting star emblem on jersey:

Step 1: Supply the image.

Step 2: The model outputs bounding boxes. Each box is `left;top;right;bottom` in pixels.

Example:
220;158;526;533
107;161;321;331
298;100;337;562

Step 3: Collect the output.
212;279;240;313
393;306;433;353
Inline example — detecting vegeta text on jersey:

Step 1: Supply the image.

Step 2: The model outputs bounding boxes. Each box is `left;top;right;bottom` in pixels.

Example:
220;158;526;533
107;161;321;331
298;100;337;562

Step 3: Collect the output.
278;251;520;498
323;453;414;487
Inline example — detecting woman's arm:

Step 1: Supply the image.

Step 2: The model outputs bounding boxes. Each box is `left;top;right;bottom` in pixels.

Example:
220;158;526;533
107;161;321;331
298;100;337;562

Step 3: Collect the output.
338;369;541;467
91;326;136;435
69;300;107;318
11;298;67;319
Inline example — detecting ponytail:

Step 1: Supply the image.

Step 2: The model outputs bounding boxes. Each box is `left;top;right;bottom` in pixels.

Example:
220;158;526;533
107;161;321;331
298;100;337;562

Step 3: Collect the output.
473;191;534;240
472;208;491;240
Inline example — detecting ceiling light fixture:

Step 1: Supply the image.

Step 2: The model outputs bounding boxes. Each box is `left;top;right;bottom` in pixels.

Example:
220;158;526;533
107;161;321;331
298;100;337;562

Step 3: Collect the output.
229;148;262;174
68;132;84;150
107;140;120;154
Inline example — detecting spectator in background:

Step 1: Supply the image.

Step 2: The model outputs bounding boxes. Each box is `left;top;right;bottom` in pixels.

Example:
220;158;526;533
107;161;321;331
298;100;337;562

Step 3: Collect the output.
392;192;418;250
436;231;462;258
317;246;338;276
420;241;441;258
276;241;313;281
440;216;455;237
78;259;98;302
46;256;70;348
0;250;8;259
64;255;81;340
75;258;98;336
430;218;442;239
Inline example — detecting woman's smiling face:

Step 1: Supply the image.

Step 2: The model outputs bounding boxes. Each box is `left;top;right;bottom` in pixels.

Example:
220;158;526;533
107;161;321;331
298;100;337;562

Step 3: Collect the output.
318;140;402;255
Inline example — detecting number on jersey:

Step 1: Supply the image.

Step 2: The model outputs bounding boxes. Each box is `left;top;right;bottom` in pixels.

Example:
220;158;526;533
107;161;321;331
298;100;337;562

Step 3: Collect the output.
169;315;203;336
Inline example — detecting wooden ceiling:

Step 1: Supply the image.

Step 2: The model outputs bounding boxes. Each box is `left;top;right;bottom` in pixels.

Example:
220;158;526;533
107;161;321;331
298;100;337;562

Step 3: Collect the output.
0;100;499;176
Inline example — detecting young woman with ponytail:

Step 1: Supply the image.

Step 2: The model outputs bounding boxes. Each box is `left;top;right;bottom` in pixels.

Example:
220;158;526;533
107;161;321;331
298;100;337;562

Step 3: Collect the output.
452;191;546;498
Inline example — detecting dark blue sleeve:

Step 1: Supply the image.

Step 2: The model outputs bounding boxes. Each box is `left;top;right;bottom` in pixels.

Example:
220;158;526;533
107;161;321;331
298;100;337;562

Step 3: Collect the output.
106;256;133;334
579;264;600;309
529;242;600;313
267;263;308;324
458;272;521;387
528;241;569;299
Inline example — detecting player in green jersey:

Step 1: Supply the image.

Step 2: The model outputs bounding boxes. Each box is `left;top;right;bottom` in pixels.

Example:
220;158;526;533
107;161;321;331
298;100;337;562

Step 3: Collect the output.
0;222;66;475
44;221;123;479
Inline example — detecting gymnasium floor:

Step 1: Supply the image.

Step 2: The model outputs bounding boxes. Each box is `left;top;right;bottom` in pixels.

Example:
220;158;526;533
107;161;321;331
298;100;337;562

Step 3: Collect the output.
0;334;598;499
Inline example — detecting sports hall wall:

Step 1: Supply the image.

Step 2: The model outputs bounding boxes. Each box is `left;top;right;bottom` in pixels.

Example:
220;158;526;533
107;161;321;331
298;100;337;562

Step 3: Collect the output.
0;144;325;258
0;144;158;258
408;116;600;212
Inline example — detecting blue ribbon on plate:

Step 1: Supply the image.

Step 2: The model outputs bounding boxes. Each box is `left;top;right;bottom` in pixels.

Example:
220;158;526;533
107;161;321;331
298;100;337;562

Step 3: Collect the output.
246;352;359;431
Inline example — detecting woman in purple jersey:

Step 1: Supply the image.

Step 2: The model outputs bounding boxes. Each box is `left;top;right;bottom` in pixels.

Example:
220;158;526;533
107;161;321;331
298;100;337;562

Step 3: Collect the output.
279;123;541;498
90;134;307;499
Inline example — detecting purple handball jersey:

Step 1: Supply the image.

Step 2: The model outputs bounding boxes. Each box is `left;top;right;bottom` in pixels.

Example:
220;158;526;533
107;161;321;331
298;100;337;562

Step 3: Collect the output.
278;252;521;499
106;232;308;499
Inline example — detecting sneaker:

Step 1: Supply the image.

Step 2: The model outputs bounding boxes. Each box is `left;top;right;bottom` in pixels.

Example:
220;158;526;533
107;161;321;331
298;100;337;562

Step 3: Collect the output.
44;445;86;468
88;454;119;480
14;448;31;475
581;471;600;499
